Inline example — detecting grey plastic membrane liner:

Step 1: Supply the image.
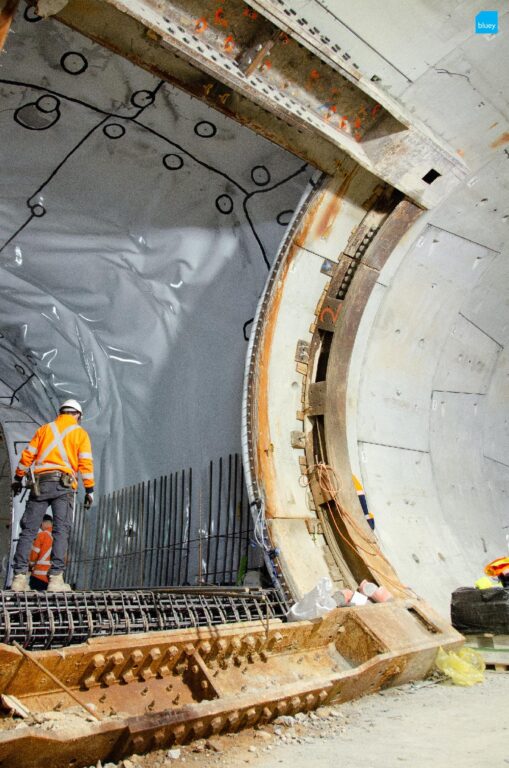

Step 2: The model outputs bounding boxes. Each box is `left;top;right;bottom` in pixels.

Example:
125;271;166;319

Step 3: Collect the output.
0;12;312;584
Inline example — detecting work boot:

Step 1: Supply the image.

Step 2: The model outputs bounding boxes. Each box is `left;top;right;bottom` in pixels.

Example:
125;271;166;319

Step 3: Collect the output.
47;573;72;592
10;573;30;592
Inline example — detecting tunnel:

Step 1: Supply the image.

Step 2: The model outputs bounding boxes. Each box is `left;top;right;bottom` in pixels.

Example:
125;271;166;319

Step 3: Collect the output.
0;1;507;763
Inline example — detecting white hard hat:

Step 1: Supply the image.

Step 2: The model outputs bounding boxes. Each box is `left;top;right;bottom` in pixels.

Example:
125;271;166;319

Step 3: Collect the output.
59;399;83;415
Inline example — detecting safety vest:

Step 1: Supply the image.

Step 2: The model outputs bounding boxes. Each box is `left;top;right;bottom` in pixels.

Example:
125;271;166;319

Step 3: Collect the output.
15;413;94;490
29;529;53;583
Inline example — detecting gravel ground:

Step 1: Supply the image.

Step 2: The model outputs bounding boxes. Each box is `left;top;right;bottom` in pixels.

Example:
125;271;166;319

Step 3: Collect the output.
96;671;508;768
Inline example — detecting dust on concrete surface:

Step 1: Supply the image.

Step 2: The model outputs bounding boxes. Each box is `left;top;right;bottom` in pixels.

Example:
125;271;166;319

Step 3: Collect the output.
97;672;508;768
2;674;505;767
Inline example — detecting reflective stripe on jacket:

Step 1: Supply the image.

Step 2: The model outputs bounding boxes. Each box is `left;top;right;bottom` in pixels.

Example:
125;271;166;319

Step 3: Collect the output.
29;529;53;583
15;413;95;489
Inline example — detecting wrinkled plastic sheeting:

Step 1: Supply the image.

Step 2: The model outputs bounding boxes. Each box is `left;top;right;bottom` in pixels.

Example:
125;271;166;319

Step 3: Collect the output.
0;12;312;497
286;577;337;622
435;646;485;686
0;405;39;585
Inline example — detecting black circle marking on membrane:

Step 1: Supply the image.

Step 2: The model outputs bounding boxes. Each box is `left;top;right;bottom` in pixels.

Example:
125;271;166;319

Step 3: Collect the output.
37;95;59;113
216;194;234;214
60;51;88;76
30;204;46;218
163;154;184;170
131;90;156;108
194;121;217;138
103;123;126;139
24;6;42;22
251;166;271;186
14;96;61;130
277;210;294;226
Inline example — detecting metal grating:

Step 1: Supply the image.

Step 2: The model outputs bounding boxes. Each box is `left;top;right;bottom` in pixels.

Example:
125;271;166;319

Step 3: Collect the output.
0;587;288;650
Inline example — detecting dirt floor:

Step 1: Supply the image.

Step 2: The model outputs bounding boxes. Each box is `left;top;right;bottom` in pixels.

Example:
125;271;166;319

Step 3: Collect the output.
97;671;508;768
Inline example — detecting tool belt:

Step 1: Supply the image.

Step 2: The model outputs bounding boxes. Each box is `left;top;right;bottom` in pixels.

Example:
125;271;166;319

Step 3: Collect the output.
28;471;74;496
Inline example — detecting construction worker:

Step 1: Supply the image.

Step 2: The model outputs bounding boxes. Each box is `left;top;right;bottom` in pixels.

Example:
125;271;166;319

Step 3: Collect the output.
28;514;53;591
10;399;94;592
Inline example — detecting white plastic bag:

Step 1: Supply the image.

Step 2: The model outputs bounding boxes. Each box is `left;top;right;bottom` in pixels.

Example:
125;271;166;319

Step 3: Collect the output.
286;577;337;622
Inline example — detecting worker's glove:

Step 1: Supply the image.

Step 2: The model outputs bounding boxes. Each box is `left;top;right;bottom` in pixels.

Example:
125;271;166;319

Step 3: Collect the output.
84;492;94;510
11;480;22;497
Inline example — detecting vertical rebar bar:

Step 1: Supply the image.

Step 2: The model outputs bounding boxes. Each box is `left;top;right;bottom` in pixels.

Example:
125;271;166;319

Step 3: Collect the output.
223;454;232;583
169;471;176;586
230;454;239;585
155;475;165;587
177;470;185;584
205;460;213;584
184;467;191;585
213;456;223;585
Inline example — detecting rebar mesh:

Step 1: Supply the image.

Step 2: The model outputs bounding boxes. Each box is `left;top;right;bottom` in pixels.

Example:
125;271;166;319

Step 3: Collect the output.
0;588;288;650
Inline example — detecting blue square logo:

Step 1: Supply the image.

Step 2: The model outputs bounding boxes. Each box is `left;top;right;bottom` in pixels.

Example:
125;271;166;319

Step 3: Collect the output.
475;10;498;33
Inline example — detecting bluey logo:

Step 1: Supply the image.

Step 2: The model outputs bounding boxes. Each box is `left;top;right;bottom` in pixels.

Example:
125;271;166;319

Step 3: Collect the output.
475;10;498;34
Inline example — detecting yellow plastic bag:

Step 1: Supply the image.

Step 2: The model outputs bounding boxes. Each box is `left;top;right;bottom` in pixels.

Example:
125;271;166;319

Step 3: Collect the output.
435;646;485;686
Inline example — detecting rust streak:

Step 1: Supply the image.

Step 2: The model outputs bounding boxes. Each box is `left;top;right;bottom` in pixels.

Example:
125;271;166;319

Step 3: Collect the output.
256;244;299;519
0;0;18;51
491;131;509;149
311;168;357;243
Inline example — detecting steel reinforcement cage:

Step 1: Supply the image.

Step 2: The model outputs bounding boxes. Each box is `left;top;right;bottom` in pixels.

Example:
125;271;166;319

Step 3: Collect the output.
66;454;263;590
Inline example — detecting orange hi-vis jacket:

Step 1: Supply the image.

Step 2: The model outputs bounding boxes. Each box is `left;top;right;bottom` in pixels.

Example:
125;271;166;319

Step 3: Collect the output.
15;413;94;490
29;529;53;583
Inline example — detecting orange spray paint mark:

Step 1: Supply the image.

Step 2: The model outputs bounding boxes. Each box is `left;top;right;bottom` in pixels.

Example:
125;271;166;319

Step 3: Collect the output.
195;17;208;33
319;304;341;325
214;7;228;27
224;34;235;52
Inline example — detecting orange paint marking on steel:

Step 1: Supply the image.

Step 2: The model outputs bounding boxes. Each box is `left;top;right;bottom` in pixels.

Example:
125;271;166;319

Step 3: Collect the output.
195;17;208;33
214;7;228;27
319;304;341;325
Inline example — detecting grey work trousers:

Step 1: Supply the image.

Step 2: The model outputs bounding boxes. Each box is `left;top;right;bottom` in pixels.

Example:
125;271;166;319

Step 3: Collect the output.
13;480;74;577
